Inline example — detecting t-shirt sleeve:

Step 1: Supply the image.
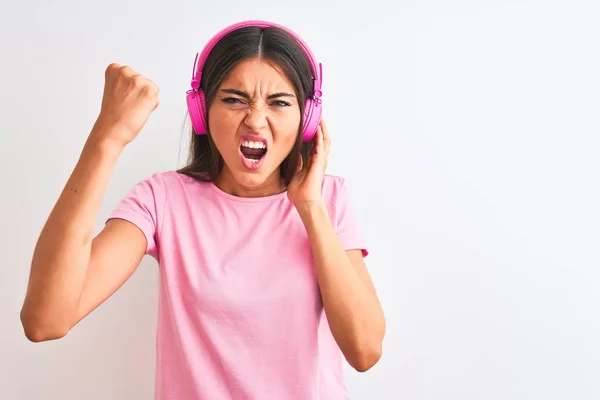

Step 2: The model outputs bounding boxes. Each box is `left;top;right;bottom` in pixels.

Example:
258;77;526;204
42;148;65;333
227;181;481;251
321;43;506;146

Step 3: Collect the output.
334;178;369;257
106;173;165;260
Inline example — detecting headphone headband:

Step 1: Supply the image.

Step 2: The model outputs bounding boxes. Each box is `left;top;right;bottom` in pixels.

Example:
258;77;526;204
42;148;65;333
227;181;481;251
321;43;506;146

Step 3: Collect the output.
190;20;322;98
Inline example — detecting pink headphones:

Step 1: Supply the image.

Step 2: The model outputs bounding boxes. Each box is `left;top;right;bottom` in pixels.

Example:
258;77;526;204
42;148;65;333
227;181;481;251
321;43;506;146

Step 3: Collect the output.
186;20;323;143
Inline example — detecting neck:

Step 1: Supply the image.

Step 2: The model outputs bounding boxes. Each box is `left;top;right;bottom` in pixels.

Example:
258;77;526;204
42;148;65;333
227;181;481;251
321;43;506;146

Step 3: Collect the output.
215;167;286;198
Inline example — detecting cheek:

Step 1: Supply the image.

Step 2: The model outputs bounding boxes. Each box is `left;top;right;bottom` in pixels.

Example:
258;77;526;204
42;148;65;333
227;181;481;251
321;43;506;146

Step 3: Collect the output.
208;105;230;131
272;129;300;159
208;107;239;151
274;108;301;141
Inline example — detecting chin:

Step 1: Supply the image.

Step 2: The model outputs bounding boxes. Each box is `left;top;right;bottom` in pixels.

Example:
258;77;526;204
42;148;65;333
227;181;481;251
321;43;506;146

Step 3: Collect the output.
234;170;271;188
227;154;280;189
218;143;289;196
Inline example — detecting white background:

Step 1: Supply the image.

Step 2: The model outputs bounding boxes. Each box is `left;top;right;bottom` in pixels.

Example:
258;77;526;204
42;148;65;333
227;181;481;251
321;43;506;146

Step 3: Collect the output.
1;0;599;399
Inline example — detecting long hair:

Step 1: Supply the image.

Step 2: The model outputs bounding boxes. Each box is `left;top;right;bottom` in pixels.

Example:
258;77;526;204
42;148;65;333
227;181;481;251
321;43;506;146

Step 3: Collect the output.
178;25;315;186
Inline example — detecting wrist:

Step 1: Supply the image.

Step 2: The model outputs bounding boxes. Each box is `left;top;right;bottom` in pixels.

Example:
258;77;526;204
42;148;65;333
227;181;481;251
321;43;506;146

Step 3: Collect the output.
87;125;129;154
82;132;127;164
295;199;328;219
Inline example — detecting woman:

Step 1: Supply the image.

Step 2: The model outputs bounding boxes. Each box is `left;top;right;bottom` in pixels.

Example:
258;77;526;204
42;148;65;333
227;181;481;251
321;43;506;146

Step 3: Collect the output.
21;20;386;399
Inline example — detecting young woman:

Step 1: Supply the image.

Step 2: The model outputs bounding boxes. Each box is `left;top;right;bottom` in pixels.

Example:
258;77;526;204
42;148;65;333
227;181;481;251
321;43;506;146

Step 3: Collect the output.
21;20;385;399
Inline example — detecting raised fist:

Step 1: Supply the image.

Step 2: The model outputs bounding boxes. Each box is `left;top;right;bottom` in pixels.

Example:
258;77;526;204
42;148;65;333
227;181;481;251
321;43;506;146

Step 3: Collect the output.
94;63;160;146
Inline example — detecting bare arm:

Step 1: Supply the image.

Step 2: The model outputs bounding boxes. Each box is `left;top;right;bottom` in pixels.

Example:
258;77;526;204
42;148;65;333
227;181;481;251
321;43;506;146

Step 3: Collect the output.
20;133;136;341
20;64;159;342
288;120;385;372
297;201;386;372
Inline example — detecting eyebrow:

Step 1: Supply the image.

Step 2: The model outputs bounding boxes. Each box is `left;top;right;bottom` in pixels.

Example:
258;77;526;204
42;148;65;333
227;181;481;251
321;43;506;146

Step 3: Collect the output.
220;88;295;99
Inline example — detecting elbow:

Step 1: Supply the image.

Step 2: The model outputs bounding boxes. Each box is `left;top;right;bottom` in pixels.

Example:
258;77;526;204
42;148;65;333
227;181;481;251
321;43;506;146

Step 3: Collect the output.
23;326;69;343
349;318;386;372
20;309;70;343
348;342;383;373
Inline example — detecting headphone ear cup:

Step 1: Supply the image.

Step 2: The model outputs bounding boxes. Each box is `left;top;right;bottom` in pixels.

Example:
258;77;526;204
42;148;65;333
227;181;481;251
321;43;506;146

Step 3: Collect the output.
301;98;322;142
186;90;208;135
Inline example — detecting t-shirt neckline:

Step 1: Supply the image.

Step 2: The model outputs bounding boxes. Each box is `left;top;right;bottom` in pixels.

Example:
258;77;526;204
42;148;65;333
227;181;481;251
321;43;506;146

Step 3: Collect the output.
208;182;289;203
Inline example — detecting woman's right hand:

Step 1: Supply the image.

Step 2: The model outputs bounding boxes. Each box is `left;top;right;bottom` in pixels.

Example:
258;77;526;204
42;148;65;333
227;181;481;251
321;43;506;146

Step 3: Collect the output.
91;63;160;147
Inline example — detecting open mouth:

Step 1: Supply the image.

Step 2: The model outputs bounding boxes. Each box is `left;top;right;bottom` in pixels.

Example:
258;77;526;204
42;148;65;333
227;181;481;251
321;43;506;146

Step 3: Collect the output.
240;140;267;161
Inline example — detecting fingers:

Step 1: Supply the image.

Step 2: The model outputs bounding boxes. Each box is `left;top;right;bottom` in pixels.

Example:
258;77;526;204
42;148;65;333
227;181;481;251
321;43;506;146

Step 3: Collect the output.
296;152;303;172
320;119;330;150
315;119;330;159
98;62;160;143
314;125;323;154
319;119;330;172
105;62;121;78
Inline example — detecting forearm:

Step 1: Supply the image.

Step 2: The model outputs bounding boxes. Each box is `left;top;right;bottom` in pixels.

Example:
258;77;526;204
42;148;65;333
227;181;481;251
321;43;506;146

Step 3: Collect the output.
21;127;125;338
297;201;384;371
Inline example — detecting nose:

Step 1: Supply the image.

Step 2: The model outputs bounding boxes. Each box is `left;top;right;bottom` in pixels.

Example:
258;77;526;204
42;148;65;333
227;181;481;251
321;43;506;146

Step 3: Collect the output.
243;103;268;131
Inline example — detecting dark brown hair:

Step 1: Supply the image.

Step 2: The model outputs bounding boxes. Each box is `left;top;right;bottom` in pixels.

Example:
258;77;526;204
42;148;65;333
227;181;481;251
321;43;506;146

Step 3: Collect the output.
177;25;315;185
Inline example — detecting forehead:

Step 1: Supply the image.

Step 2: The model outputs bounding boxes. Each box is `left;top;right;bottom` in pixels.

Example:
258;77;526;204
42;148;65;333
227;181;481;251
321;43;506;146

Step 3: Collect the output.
219;58;295;91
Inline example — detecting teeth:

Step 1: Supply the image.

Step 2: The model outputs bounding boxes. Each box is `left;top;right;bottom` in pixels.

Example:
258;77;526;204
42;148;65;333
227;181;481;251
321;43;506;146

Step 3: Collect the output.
242;140;266;149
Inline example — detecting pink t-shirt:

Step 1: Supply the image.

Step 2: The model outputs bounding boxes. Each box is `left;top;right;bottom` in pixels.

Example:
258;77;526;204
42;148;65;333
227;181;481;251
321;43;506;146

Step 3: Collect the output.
108;170;368;400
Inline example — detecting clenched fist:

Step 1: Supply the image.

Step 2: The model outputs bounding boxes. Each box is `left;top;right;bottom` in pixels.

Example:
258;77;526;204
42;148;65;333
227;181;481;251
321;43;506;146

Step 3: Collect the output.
92;63;160;147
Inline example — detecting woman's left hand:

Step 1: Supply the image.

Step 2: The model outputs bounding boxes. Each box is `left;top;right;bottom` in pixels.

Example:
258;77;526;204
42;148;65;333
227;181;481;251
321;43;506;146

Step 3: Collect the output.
288;119;331;208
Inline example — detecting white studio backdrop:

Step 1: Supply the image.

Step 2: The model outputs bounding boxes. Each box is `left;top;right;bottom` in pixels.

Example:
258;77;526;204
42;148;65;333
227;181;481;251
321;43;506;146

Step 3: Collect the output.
1;1;599;399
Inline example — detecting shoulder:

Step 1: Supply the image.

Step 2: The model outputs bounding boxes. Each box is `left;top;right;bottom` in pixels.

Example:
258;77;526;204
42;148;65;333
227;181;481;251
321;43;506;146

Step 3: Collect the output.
131;170;211;194
136;170;188;186
321;174;351;204
116;170;214;211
